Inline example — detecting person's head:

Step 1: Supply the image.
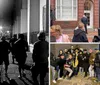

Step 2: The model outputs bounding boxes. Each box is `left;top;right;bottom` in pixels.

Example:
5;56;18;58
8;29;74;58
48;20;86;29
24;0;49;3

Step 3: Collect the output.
64;49;68;53
71;45;74;49
78;22;84;30
60;55;65;59
37;32;45;41
50;25;62;37
83;49;87;53
59;50;63;54
89;49;93;53
13;34;17;39
19;34;24;40
94;48;99;53
83;15;86;17
68;54;73;59
79;51;83;55
1;36;6;41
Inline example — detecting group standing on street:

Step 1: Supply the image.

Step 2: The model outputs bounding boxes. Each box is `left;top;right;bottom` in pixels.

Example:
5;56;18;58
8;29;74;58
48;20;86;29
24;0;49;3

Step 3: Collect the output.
0;32;49;85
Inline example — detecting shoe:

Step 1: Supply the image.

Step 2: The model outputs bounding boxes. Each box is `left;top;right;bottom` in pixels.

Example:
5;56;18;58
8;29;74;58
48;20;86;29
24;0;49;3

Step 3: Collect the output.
58;78;63;80
52;80;56;83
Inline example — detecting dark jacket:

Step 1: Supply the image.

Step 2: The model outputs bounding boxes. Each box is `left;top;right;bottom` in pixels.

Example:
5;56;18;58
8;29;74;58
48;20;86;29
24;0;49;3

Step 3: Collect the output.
78;54;84;67
0;40;11;65
50;52;57;67
32;40;49;64
82;53;89;68
94;52;100;68
72;28;88;42
81;17;88;25
14;39;28;62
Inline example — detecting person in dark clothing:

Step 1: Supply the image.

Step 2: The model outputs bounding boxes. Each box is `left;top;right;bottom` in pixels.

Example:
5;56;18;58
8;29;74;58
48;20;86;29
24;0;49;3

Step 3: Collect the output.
14;34;28;78
81;15;88;34
63;49;68;59
72;22;88;42
94;51;100;82
32;32;49;85
68;46;75;54
78;51;84;74
57;54;66;78
50;9;56;26
82;49;89;77
0;36;11;76
50;52;57;83
10;34;17;64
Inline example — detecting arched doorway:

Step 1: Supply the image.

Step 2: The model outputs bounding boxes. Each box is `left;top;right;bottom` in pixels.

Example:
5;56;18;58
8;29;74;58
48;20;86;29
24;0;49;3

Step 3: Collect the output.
84;0;93;28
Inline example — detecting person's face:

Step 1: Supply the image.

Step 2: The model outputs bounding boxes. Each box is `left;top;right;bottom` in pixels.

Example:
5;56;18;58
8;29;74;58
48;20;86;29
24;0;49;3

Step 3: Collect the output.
69;55;72;59
64;49;67;52
61;55;64;59
71;46;74;49
84;51;87;54
89;49;93;53
60;50;63;54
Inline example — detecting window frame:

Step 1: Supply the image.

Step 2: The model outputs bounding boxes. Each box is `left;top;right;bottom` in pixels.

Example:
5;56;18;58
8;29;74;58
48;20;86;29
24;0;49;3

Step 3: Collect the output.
55;0;78;21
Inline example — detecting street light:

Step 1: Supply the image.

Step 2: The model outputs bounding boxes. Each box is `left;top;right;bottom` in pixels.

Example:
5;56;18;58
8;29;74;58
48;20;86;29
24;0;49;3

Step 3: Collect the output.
0;26;3;30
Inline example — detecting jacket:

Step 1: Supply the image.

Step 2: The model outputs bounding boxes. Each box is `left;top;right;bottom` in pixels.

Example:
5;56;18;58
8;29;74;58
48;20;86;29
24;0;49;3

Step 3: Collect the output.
72;28;88;42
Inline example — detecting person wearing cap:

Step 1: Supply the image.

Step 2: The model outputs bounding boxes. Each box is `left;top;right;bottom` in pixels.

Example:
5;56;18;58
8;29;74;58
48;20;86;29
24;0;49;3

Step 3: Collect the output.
82;49;89;77
32;32;49;85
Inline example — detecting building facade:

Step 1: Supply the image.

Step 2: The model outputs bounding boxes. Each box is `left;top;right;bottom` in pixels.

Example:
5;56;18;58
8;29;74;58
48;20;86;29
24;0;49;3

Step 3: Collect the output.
51;0;99;29
12;0;49;45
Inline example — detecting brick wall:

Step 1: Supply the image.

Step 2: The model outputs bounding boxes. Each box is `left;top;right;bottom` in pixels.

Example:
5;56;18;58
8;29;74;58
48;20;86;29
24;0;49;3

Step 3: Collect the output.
51;0;99;29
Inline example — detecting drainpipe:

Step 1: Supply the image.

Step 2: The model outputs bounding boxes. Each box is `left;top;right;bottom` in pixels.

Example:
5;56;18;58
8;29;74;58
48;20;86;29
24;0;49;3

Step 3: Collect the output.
27;0;30;45
46;0;49;33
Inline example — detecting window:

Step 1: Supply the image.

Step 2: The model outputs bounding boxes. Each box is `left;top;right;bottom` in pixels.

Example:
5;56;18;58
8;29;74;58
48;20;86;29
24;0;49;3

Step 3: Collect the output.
56;0;77;21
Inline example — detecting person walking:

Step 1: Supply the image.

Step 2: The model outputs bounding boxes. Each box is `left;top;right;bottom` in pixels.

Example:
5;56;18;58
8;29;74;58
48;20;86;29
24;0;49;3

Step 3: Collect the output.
81;15;88;34
0;36;11;76
14;34;28;78
32;32;49;85
10;34;17;64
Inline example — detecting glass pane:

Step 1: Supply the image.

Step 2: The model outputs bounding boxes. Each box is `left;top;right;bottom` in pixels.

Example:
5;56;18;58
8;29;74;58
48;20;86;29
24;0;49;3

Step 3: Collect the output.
62;0;72;7
73;7;77;19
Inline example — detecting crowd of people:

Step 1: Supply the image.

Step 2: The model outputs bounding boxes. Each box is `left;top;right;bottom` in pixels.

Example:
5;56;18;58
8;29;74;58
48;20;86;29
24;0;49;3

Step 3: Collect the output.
50;45;100;83
0;32;49;85
50;15;100;42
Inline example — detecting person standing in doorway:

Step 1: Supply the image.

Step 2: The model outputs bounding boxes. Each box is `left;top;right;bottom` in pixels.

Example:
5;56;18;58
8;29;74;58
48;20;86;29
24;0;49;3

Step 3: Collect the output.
81;15;88;34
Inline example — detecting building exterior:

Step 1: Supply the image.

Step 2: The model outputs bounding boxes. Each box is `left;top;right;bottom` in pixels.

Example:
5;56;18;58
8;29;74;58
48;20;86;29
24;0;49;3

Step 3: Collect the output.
50;0;99;29
12;0;49;45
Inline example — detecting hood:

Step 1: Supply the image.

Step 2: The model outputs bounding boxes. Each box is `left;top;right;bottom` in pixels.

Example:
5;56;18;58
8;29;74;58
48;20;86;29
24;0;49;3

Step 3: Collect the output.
74;29;84;36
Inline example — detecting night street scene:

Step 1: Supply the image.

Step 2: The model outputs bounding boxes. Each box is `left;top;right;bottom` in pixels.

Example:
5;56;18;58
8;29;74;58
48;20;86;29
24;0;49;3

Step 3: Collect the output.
0;0;49;85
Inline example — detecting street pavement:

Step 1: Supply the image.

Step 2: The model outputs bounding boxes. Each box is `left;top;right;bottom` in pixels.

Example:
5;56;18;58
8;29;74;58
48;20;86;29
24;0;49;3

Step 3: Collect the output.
0;52;49;85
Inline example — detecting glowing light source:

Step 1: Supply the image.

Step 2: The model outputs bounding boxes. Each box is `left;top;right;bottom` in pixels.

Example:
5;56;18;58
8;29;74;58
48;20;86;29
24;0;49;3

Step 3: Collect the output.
0;26;3;30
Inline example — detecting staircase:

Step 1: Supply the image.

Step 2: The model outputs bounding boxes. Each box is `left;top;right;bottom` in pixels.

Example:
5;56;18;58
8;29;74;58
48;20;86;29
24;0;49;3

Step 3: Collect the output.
62;29;98;42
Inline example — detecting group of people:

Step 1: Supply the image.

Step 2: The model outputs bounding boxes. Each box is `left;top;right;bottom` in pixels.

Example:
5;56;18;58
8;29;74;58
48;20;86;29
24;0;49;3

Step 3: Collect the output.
50;15;99;42
50;45;100;83
0;32;49;85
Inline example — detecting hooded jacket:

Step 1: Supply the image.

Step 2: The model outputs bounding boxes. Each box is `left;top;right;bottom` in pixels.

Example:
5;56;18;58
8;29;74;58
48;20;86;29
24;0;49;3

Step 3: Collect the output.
72;28;88;42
